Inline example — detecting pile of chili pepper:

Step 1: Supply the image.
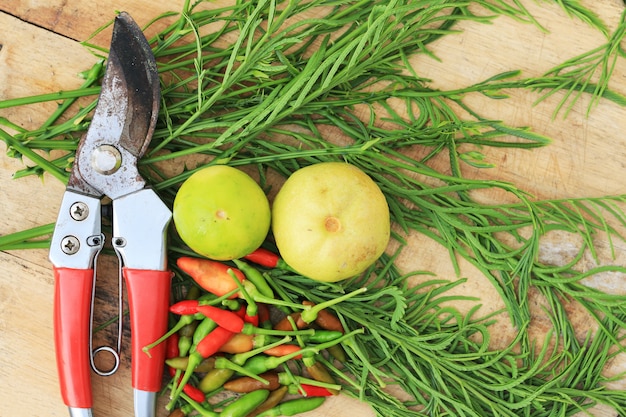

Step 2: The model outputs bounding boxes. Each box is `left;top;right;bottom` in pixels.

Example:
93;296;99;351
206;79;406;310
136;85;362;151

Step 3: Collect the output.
144;248;366;417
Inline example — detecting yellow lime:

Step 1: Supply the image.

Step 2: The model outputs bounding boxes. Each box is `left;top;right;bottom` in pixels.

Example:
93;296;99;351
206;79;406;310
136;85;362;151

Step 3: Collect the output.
272;162;390;282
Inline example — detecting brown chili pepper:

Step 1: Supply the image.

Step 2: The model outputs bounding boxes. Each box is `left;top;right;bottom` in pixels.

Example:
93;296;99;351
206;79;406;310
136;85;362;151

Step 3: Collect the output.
179;319;199;339
326;344;347;363
257;303;272;329
273;312;308;331
223;372;281;393
302;301;344;333
168;409;186;417
245;385;289;417
304;361;339;395
263;344;302;359
219;333;254;354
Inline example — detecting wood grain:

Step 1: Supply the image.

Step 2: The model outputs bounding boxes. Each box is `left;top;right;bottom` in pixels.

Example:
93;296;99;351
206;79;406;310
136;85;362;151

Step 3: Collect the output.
1;1;625;416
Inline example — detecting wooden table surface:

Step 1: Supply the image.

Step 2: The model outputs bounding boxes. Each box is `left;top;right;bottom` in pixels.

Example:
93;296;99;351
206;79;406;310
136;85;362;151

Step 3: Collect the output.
1;1;626;416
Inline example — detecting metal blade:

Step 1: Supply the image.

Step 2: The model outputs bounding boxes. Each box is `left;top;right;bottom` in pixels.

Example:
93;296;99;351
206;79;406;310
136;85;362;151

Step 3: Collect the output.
69;12;160;199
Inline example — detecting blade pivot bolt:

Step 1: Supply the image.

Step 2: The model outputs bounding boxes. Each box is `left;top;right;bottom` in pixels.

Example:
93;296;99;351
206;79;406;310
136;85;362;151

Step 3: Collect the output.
92;145;122;175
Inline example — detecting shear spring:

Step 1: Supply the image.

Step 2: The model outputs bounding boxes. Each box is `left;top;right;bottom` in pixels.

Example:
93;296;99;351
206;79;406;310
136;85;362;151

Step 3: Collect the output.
88;241;123;376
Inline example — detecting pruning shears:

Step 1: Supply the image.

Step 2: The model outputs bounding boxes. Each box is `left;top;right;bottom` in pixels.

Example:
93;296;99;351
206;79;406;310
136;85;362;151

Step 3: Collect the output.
49;13;171;417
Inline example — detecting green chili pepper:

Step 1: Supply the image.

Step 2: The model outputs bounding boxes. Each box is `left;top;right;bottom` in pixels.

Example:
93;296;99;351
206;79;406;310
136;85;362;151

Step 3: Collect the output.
199;368;235;393
178;392;218;417
299;287;366;324
241;323;315;337
166;356;216;373
178;335;193;358
221;299;242;311
276;372;341;394
233;259;275;299
143;312;198;354
192;317;218;351
255;397;326;417
220;389;270;417
213;357;270;385
242;354;291;376
303;330;343;344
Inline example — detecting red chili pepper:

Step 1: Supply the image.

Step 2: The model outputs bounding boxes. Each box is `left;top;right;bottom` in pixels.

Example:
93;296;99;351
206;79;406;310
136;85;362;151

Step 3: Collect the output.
177;257;246;298
170;299;200;315
182;383;206;403
196;304;245;334
196;326;235;358
166;333;180;359
168;366;207;403
244;310;259;327
166;334;180;379
295;384;334;397
235;305;247;318
243;248;281;268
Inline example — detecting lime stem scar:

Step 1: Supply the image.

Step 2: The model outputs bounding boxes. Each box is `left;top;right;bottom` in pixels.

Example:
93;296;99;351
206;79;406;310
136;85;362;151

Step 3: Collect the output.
324;216;341;232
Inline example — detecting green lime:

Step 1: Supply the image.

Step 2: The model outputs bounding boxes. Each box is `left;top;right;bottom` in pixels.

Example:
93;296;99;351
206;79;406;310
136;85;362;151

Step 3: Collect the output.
173;165;270;260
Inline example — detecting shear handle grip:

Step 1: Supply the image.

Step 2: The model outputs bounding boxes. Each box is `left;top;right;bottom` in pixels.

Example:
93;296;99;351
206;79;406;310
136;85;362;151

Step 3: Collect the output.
124;268;172;392
53;267;93;408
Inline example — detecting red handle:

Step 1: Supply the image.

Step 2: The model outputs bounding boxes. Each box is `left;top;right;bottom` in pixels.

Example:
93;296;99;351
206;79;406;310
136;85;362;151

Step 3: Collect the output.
123;268;172;392
53;267;94;408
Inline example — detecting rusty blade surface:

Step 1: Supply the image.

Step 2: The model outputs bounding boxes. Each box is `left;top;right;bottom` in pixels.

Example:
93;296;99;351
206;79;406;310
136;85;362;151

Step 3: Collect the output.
68;12;160;200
